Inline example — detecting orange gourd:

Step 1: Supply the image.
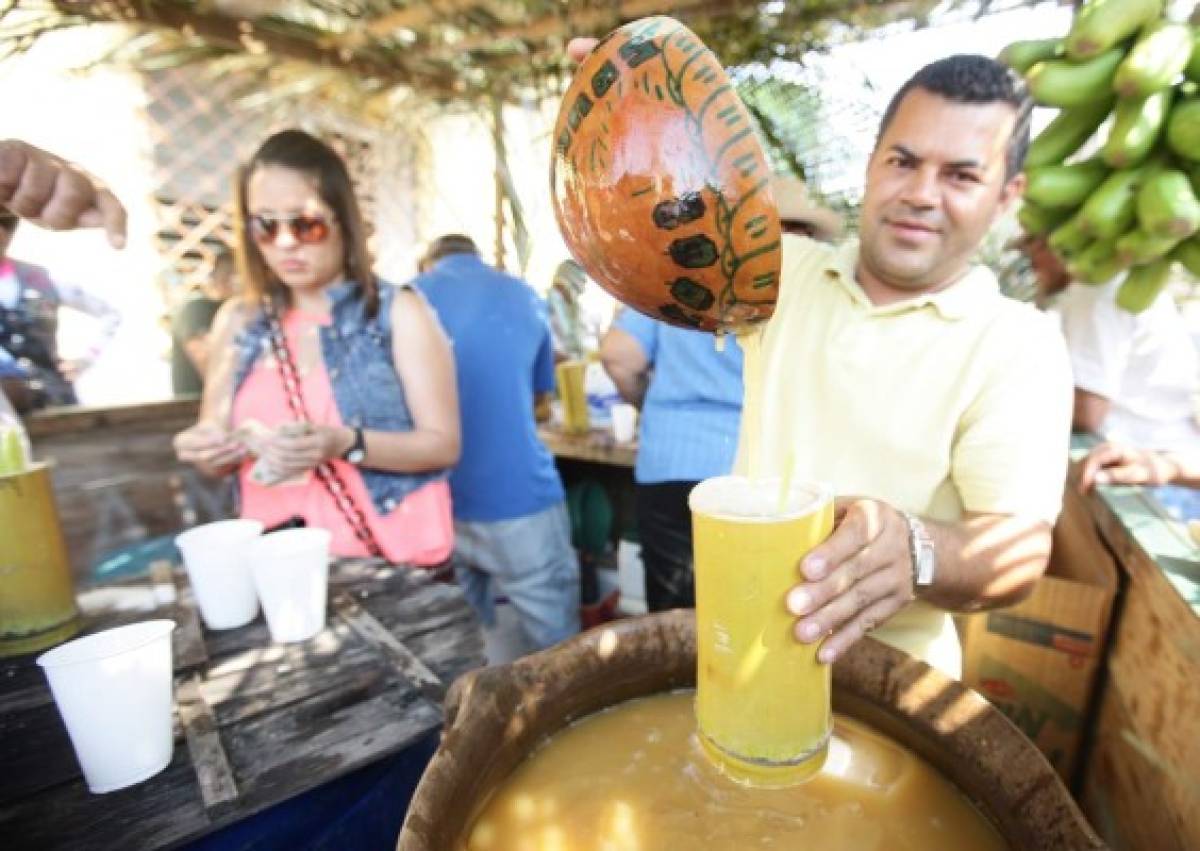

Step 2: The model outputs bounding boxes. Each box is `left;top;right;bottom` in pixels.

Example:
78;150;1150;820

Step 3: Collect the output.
551;17;782;332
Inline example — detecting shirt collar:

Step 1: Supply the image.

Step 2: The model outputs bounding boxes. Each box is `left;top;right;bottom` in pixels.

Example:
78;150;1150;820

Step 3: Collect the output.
821;239;998;321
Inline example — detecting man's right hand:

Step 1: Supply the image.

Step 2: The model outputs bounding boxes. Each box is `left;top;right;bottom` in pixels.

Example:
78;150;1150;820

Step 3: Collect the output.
0;140;127;249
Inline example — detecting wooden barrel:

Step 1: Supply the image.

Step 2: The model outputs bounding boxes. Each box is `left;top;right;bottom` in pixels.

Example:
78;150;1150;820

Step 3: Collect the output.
398;610;1106;850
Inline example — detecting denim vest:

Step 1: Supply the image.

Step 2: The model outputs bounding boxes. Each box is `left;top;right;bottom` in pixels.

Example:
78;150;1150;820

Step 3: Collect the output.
232;280;447;515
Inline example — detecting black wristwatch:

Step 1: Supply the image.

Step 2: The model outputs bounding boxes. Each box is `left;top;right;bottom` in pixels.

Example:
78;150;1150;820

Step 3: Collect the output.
341;427;366;465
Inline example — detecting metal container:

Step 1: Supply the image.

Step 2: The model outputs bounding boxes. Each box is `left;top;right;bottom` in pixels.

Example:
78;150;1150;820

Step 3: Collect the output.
0;462;80;657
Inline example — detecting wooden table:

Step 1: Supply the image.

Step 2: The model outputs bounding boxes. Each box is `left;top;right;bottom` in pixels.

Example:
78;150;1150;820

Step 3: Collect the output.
0;559;484;850
537;425;636;469
1071;438;1200;851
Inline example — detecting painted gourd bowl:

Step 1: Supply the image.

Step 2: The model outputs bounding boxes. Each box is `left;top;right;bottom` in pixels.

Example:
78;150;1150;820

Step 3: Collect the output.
550;16;782;332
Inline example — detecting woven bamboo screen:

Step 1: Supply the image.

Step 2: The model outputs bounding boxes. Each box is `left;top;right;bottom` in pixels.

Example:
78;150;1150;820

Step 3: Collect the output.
139;65;422;310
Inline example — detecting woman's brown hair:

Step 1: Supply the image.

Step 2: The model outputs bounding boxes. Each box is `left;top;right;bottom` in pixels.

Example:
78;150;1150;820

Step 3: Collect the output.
235;129;378;317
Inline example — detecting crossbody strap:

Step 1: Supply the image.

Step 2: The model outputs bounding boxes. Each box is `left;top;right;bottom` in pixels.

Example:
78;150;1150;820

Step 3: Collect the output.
262;300;384;559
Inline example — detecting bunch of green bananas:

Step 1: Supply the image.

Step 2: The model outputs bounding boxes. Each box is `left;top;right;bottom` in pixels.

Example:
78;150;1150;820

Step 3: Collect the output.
1000;0;1199;312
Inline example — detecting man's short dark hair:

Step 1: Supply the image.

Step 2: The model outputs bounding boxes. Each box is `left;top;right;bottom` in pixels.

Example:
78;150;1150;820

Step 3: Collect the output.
424;234;479;267
876;54;1032;181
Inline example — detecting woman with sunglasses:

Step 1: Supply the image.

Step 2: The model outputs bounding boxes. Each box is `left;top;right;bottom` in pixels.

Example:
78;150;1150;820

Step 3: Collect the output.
174;130;459;565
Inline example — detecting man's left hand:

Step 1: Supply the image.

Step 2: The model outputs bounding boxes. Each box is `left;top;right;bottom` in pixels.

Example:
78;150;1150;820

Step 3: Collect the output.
786;497;916;664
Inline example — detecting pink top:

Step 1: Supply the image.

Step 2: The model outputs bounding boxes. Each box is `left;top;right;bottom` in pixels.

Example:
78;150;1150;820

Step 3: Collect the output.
231;308;452;565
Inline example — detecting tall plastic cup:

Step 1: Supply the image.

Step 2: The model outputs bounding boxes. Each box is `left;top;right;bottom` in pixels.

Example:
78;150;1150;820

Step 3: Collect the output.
690;475;834;787
37;620;177;794
175;519;264;630
247;528;331;643
555;360;589;435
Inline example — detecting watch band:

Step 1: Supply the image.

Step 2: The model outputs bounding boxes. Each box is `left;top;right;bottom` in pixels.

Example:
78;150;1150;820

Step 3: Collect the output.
903;512;936;589
341;427;366;464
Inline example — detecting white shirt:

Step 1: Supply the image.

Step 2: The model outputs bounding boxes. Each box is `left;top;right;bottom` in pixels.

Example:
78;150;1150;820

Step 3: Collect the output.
1055;278;1200;453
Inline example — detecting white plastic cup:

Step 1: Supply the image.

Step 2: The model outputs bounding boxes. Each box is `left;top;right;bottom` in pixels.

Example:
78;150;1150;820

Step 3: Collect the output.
37;620;177;794
175;519;264;630
248;528;331;643
610;402;638;443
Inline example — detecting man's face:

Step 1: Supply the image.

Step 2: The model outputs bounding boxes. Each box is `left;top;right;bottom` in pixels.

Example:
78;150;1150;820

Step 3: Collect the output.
859;88;1024;293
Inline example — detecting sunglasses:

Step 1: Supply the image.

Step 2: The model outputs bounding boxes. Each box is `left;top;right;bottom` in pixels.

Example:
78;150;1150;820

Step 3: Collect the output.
249;213;332;246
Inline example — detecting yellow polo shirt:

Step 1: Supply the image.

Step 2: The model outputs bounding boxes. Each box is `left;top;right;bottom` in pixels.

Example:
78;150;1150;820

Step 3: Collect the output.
736;236;1072;677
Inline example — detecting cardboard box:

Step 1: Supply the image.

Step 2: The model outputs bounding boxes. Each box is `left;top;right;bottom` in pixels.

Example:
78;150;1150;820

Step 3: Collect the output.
961;488;1118;781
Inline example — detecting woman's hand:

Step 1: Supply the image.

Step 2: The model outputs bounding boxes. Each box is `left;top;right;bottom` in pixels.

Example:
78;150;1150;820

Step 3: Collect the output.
1078;442;1180;492
257;423;351;481
174;422;246;477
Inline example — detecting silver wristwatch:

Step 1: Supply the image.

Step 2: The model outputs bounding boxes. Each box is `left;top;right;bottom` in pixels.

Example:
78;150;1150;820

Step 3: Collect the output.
903;512;936;591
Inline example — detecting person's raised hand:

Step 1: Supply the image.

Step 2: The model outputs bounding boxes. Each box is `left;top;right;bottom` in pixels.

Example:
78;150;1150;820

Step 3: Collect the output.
0;140;127;249
566;38;599;65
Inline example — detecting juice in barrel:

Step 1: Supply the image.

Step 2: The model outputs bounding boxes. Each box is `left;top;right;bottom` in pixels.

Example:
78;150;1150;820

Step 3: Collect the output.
690;474;834;786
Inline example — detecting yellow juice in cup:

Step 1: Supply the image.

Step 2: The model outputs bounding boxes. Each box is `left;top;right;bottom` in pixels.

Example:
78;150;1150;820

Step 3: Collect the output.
690;474;834;787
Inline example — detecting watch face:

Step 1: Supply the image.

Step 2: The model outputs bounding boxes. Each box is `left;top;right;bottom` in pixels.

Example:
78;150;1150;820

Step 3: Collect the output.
347;447;366;464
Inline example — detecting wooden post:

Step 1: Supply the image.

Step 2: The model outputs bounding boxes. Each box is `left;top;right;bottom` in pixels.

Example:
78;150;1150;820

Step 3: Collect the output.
492;93;506;271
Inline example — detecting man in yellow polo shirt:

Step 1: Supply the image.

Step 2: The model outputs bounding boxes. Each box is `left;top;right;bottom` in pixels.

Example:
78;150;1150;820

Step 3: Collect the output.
744;56;1072;677
563;39;1073;677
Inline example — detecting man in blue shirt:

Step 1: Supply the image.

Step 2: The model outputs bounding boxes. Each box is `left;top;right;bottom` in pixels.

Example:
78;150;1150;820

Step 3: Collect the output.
416;235;579;653
599;310;744;610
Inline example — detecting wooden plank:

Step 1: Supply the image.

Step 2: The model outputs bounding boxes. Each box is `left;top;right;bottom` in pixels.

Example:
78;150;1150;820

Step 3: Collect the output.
24;399;199;439
146;560;210;673
333;591;445;703
0;745;207;851
1081;554;1200;850
1076;470;1200;851
0;696;81;804
539;425;636;468
177;675;239;815
1082;677;1197;851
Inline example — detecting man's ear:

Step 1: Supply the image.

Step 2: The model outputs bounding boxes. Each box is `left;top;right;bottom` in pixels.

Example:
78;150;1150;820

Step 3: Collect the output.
998;171;1027;215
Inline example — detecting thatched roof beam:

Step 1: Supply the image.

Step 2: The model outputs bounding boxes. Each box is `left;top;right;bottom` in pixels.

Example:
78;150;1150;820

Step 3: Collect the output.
364;0;482;39
52;0;456;92
426;0;715;57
